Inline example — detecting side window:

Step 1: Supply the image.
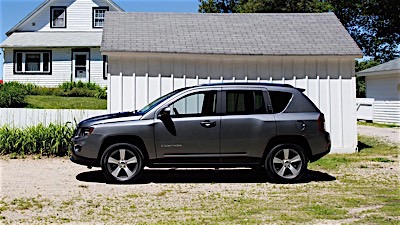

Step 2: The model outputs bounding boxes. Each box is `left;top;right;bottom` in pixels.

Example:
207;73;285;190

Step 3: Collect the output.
170;91;217;117
226;90;266;115
268;91;293;113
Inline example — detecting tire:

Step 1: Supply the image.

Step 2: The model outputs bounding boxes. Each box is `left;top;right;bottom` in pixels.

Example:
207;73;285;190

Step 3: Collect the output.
264;144;307;183
100;143;144;183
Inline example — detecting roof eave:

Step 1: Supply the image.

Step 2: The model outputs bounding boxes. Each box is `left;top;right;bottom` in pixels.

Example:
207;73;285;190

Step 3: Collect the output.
6;0;52;36
107;0;124;12
357;69;400;77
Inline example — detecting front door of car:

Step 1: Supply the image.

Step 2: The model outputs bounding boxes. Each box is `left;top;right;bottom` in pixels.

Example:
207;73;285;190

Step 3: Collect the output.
154;89;221;163
220;89;276;163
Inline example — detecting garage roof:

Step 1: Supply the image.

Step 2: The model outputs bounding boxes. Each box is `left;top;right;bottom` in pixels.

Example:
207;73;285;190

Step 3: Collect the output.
0;32;102;48
357;58;400;76
102;12;362;56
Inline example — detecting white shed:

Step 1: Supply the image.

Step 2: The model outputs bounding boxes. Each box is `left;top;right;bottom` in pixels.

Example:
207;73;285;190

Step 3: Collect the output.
357;58;400;124
101;12;362;153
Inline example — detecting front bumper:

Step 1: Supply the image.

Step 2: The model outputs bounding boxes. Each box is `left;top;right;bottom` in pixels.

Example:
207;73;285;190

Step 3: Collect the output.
70;133;103;167
70;150;98;167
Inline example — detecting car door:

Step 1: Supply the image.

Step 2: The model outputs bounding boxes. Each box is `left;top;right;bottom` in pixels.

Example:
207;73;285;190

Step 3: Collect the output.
220;88;276;163
154;89;221;164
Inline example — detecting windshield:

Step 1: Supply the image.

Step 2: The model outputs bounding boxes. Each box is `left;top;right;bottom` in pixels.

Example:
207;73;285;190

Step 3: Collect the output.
137;88;186;114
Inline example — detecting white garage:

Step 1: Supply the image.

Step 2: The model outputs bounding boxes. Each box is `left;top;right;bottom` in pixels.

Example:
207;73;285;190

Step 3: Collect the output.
101;12;362;153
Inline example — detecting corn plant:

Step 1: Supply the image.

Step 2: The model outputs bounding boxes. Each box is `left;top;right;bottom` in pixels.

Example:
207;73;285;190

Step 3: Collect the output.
0;123;74;156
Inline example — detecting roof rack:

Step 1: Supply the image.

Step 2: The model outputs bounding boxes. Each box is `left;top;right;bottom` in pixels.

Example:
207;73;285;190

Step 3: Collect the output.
198;82;294;88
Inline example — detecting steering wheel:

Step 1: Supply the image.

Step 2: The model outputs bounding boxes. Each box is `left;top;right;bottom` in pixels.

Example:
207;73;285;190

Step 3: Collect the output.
173;108;180;115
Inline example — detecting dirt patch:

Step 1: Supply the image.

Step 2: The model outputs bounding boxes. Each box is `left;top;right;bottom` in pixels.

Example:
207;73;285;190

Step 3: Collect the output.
358;125;400;144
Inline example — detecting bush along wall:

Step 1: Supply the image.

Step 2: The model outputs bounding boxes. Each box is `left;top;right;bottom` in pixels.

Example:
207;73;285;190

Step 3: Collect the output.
0;82;27;107
0;123;74;157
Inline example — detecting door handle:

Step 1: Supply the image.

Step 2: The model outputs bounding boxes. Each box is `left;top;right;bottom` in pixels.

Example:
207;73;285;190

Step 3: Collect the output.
200;120;216;128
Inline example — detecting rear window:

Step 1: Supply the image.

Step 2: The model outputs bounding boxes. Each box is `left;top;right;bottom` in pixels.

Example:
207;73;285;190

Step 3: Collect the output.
268;91;293;113
226;90;267;115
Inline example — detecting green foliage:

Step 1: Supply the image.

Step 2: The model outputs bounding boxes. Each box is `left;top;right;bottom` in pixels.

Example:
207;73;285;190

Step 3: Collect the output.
0;82;107;109
0;123;74;156
0;82;27;108
199;0;332;13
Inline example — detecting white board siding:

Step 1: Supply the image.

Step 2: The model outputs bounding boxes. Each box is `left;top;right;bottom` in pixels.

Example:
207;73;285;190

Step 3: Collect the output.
3;48;106;87
373;101;400;125
0;108;107;128
365;74;400;101
89;48;107;86
107;54;357;153
18;0;119;32
3;48;71;87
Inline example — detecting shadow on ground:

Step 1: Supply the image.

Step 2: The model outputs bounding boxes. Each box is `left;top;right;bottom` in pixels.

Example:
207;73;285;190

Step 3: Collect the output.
76;169;335;184
357;141;372;152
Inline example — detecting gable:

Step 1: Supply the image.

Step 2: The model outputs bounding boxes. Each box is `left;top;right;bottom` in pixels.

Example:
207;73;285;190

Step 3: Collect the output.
6;0;123;36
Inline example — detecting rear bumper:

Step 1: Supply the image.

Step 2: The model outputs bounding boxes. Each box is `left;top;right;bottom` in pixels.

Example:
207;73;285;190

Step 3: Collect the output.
310;131;331;162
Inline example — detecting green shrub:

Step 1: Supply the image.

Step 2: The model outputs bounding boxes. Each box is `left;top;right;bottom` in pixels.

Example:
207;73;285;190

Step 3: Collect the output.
0;82;27;107
58;81;107;99
0;123;74;156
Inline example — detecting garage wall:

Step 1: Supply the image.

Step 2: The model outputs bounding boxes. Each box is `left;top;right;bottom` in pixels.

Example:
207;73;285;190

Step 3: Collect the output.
365;74;400;101
107;53;357;153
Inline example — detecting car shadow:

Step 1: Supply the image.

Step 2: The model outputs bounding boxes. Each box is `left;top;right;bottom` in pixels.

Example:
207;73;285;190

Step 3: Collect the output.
76;168;336;184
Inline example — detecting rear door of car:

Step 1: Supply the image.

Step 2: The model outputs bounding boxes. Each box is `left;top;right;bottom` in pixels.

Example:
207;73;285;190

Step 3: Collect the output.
219;87;276;164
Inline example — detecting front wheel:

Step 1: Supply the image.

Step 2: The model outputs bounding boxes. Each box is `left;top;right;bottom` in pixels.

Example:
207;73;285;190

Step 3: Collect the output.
101;143;144;183
264;144;307;183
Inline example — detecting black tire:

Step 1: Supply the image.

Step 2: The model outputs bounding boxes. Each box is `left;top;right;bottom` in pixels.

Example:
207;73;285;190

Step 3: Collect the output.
100;143;144;183
264;144;307;183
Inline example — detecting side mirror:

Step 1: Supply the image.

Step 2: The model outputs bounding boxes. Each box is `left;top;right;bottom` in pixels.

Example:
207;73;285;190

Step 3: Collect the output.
159;107;171;118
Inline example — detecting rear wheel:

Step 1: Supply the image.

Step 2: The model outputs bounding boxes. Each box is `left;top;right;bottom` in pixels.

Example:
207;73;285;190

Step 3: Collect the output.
101;143;144;183
264;144;307;183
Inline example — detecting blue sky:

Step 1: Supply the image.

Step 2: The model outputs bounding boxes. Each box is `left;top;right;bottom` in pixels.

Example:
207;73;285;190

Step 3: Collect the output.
0;0;199;80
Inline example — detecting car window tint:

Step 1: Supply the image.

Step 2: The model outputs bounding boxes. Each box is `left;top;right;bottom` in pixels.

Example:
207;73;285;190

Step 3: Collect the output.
268;91;293;113
170;91;217;117
226;90;266;115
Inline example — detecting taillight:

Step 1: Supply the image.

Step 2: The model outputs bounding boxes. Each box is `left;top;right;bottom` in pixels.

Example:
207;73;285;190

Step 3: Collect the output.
318;114;326;132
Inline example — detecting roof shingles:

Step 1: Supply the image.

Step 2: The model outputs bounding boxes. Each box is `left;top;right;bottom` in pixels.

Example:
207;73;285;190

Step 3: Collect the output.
101;12;362;56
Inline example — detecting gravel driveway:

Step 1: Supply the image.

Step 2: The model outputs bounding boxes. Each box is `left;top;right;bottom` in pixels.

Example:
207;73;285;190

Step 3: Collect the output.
358;125;400;143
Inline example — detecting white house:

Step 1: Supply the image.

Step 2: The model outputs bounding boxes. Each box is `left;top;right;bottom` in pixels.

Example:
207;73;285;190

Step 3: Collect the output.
0;0;123;87
101;12;363;153
357;58;400;125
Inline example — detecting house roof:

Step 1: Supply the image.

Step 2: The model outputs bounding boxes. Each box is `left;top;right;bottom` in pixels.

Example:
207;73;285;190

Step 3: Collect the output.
5;0;124;36
102;12;363;56
0;32;102;48
357;58;400;76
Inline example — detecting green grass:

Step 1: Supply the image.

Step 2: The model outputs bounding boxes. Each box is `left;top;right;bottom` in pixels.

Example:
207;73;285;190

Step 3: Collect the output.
25;95;107;109
358;121;399;128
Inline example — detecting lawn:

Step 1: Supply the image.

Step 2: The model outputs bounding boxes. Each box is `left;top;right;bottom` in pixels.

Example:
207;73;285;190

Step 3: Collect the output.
0;135;399;224
358;121;399;128
25;95;107;110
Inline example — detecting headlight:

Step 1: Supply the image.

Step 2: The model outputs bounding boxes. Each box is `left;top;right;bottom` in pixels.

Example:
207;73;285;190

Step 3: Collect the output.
78;127;94;137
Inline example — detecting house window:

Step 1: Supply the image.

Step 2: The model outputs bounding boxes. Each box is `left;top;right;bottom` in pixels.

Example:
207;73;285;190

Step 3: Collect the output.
93;7;109;28
14;51;52;74
51;7;66;28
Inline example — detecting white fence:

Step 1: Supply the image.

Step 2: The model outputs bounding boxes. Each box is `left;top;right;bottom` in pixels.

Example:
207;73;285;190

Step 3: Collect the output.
373;101;400;125
356;98;374;121
0;108;107;128
356;99;400;125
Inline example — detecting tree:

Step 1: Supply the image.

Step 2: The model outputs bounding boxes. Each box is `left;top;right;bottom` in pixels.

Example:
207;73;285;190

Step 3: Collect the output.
330;0;400;63
198;0;400;62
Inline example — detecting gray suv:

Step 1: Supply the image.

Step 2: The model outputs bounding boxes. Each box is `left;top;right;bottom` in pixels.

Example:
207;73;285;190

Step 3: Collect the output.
71;83;330;183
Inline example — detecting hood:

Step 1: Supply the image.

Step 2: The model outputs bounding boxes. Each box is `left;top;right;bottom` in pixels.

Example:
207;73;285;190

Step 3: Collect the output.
78;111;142;127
